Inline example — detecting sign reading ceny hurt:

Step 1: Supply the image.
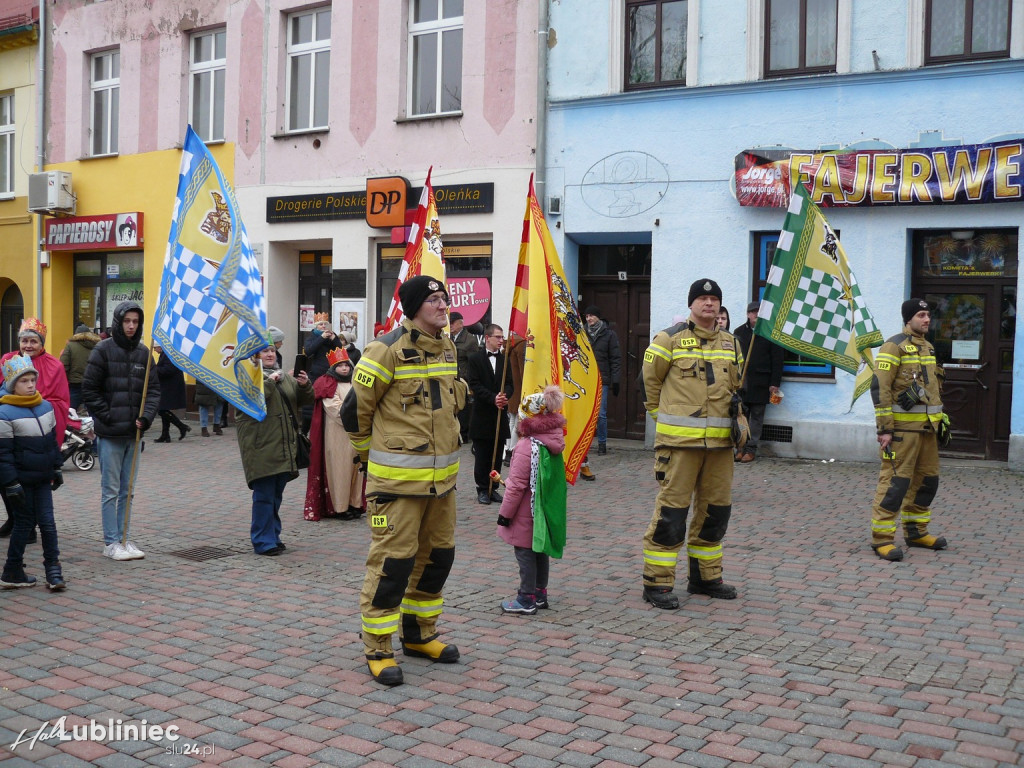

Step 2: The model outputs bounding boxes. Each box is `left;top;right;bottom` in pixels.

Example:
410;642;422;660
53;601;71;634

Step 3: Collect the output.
447;277;491;325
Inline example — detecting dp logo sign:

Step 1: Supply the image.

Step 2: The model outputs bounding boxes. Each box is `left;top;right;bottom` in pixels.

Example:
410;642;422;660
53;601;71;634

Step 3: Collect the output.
365;176;410;228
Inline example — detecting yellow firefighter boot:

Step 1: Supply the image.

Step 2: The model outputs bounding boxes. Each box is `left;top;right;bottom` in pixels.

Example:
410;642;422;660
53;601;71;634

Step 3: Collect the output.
402;638;460;663
366;654;403;686
907;534;947;550
872;543;904;561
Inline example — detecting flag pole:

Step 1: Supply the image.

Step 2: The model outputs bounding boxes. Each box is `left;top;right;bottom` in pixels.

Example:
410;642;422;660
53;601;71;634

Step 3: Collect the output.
738;332;756;392
487;350;513;497
120;344;153;547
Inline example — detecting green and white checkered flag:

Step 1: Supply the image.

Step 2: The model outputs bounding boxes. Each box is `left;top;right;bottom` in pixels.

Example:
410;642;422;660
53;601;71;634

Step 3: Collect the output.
755;184;883;376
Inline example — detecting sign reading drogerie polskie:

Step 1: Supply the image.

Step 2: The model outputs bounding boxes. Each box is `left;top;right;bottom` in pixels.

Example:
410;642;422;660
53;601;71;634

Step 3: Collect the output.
44;213;144;251
735;139;1024;207
267;183;494;223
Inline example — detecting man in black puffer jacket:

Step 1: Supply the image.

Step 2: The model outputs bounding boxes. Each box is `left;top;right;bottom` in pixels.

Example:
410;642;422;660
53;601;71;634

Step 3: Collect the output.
81;301;160;562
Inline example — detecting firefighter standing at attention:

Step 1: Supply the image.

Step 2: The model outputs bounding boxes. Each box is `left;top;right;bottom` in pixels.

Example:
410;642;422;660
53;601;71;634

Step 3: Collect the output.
640;278;744;609
342;275;468;686
869;298;949;562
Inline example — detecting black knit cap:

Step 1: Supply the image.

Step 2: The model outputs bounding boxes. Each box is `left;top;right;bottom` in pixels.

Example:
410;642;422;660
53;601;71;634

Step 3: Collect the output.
688;278;723;306
902;298;930;324
399;275;448;320
584;305;601;318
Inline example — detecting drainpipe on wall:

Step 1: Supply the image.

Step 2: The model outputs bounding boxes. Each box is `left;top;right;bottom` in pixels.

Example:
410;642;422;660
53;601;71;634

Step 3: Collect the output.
534;0;548;203
35;0;46;318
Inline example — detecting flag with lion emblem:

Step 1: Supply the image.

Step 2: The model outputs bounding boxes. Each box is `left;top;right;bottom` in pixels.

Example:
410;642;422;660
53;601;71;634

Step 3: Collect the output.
509;176;600;484
153;125;269;420
755;183;883;384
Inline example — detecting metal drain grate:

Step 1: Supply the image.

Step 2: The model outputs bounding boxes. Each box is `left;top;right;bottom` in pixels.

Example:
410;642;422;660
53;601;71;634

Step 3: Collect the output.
761;423;793;443
169;546;237;561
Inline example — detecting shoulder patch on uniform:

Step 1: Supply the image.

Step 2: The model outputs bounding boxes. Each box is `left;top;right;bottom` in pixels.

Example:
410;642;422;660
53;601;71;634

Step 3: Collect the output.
876;361;891;371
643;349;655;363
354;368;376;387
904;343;917;353
444;350;455;362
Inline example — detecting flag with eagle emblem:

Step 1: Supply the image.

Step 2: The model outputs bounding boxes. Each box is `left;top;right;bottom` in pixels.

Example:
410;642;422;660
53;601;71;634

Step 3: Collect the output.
153;126;269;420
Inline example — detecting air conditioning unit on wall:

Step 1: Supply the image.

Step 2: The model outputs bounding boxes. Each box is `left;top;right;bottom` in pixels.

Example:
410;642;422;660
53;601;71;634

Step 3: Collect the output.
28;171;75;213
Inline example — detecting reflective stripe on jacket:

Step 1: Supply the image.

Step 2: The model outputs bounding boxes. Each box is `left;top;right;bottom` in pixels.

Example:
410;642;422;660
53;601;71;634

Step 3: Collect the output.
871;329;944;434
344;319;467;498
641;321;743;449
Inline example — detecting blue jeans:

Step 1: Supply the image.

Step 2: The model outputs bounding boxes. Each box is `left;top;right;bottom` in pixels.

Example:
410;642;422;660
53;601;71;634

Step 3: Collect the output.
98;436;139;545
596;384;610;445
4;482;59;570
250;473;290;553
199;403;224;428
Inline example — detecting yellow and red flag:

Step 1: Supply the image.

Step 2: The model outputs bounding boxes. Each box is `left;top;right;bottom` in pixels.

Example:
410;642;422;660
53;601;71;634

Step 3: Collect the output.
511;176;600;484
383;167;447;330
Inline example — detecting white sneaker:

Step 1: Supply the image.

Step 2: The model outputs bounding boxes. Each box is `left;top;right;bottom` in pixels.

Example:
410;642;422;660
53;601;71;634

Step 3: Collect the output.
103;543;133;561
123;541;145;560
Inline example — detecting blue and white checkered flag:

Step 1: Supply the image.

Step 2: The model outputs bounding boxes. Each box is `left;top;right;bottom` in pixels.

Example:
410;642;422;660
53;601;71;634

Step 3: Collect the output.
154;126;268;420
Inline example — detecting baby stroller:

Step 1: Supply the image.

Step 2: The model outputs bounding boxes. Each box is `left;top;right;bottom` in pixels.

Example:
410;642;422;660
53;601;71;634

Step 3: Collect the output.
62;409;96;471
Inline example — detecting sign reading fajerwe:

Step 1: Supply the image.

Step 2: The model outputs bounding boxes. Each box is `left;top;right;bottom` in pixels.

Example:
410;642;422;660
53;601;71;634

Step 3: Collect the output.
735;139;1024;207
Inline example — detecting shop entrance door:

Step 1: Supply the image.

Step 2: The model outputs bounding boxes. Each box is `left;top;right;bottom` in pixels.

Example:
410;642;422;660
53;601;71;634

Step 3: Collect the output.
579;243;652;441
913;230;1017;460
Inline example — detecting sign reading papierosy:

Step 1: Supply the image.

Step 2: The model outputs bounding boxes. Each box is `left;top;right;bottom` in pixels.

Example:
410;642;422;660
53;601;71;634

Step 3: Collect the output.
448;277;490;325
44;213;143;251
735;139;1024;207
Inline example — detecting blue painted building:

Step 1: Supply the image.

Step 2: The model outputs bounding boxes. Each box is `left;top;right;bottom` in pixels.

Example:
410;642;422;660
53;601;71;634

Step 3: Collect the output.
542;0;1024;468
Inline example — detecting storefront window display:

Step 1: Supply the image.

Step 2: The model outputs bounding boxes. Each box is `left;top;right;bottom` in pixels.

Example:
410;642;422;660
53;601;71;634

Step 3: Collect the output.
74;252;144;331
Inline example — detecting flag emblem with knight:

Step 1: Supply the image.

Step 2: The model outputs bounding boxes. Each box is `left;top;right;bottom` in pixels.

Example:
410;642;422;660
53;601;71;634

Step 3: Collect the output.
154;125;270;420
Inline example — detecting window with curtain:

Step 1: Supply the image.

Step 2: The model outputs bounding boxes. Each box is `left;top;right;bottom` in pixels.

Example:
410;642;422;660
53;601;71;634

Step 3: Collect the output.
190;28;226;142
90;50;120;156
926;0;1011;63
287;8;331;131
409;0;463;116
0;94;13;196
625;0;688;90
765;0;837;78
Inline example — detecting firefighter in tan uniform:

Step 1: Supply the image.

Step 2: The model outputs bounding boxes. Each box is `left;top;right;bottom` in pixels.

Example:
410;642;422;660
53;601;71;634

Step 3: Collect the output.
869;298;949;562
640;279;744;609
342;276;468;686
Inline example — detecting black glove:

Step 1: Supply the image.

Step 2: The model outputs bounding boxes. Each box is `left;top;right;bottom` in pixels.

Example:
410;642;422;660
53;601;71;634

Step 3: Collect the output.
51;471;63;492
496;515;511;527
612;382;620;396
137;416;152;432
896;380;924;411
5;483;24;508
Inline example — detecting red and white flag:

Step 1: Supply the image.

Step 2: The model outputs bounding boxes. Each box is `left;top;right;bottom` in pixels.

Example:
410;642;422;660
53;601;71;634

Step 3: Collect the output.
383;167;447;330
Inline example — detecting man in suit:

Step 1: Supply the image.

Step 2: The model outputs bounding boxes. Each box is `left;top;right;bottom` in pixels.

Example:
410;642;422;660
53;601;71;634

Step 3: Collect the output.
449;312;479;443
467;324;513;505
732;300;784;463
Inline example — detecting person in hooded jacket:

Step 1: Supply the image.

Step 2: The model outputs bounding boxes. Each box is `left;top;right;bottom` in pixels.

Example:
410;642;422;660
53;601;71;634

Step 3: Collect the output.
236;344;313;555
61;324;101;412
495;385;567;615
81;301;161;562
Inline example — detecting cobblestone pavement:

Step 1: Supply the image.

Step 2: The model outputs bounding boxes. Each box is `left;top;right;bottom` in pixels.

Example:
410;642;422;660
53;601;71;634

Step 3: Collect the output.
1;429;1022;767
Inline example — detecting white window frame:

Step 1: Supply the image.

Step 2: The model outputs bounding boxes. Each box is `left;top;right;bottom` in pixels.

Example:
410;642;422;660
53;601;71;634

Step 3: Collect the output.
0;93;13;197
286;8;331;132
407;0;464;117
909;0;1024;66
90;50;119;156
189;28;227;142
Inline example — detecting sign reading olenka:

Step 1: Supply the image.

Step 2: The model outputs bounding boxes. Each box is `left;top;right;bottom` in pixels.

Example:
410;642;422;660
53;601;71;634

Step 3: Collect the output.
735;139;1024;207
44;213;143;251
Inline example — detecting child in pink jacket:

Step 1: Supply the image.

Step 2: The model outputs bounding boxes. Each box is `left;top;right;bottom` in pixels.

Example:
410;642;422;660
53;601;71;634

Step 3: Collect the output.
496;385;566;614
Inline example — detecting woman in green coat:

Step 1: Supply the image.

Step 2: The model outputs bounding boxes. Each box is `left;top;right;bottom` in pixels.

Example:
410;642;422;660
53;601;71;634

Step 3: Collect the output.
236;346;313;555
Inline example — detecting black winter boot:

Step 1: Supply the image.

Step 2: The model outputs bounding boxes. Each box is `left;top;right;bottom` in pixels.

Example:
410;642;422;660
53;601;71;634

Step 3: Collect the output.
45;562;66;591
1;563;37;588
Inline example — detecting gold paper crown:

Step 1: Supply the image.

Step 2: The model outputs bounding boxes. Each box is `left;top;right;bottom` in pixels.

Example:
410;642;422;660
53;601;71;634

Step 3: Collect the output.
327;348;350;367
18;317;47;341
313;312;330;323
